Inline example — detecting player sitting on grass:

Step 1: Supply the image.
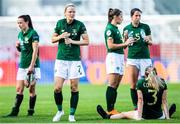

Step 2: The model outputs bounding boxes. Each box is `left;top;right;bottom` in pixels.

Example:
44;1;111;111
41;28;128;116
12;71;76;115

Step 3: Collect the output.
97;66;176;120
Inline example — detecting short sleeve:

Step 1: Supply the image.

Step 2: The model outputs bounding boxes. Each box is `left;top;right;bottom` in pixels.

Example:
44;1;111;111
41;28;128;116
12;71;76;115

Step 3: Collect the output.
164;83;167;90
122;27;126;38
105;29;113;39
80;23;87;35
145;24;151;36
54;21;61;34
161;78;167;90
32;31;39;42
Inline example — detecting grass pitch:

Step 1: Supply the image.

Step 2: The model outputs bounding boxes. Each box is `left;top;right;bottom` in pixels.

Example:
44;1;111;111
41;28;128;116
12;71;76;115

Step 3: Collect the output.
0;83;180;123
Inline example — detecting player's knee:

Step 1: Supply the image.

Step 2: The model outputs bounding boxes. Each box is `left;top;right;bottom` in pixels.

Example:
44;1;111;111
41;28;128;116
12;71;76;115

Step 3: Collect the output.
71;85;78;92
29;86;35;94
109;82;118;88
131;85;136;89
54;87;62;93
130;82;136;89
16;87;24;94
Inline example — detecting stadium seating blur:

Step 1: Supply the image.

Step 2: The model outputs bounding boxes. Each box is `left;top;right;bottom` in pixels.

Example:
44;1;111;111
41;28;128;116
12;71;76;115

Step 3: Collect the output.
0;0;180;85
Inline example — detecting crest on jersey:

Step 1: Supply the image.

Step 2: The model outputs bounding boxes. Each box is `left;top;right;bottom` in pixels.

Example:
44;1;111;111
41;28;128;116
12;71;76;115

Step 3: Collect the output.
24;37;29;43
72;29;77;36
106;30;111;36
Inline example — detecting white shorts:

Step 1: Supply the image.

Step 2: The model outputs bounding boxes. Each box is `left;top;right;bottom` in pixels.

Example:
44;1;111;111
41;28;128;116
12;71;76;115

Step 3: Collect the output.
16;68;41;80
126;59;152;77
106;53;124;75
54;60;85;79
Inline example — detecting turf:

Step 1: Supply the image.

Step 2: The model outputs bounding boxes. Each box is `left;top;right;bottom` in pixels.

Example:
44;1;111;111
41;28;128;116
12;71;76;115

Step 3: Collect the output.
0;83;179;123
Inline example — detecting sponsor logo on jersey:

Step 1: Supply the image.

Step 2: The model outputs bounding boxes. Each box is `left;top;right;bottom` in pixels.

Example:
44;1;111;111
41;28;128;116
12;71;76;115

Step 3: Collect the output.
143;82;151;88
128;31;134;38
140;29;146;38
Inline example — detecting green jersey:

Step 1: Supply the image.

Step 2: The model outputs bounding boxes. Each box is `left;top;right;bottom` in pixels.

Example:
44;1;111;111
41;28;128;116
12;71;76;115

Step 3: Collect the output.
104;23;124;54
18;28;40;68
54;19;87;61
136;78;167;119
123;23;151;59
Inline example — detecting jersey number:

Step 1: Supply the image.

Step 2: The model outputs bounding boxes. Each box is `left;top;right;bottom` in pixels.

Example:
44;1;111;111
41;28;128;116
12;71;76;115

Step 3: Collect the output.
147;89;157;105
134;33;140;41
77;65;82;75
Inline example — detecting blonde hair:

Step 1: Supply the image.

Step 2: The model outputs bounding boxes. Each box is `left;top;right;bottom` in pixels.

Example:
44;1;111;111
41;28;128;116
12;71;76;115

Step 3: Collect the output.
64;3;75;13
146;68;165;91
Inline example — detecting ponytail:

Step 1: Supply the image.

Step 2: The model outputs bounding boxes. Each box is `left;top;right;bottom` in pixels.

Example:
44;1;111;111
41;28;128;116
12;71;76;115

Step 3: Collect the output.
26;15;33;29
108;8;114;23
18;15;34;29
108;8;122;23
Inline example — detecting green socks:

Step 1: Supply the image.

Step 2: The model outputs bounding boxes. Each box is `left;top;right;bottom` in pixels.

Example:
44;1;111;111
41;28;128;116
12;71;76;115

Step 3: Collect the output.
14;94;24;109
54;91;79;115
70;91;79;115
29;95;36;110
54;92;63;111
130;89;138;109
106;86;117;112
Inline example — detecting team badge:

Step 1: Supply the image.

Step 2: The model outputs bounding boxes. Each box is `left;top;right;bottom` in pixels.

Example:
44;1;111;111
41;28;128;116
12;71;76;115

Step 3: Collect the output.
106;30;111;36
24;37;29;43
72;29;77;36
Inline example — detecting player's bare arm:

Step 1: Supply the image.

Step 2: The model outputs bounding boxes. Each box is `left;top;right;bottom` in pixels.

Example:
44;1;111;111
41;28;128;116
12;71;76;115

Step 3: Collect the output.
144;35;152;45
137;90;143;120
51;32;70;43
107;37;135;49
28;41;38;72
66;33;89;46
162;90;170;119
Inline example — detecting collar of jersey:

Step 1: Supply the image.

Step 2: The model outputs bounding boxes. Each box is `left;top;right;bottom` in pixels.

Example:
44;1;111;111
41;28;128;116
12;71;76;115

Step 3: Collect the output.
21;28;32;35
64;18;75;25
108;23;118;29
130;22;142;28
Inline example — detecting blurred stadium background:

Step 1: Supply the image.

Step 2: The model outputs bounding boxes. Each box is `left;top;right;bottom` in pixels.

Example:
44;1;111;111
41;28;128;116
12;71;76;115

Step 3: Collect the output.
0;0;180;86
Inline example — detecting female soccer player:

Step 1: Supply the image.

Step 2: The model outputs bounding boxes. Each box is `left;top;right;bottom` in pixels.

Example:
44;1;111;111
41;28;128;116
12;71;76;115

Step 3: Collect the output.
7;15;41;116
123;8;153;110
97;66;176;120
51;4;89;122
104;8;134;115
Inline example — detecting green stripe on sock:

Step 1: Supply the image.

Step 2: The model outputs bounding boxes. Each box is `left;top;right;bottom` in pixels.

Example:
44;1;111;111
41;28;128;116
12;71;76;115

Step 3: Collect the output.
70;108;76;115
57;105;62;111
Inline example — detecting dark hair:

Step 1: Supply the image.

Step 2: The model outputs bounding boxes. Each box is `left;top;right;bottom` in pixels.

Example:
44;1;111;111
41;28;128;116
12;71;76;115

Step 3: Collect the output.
18;15;33;29
130;8;142;17
108;8;122;23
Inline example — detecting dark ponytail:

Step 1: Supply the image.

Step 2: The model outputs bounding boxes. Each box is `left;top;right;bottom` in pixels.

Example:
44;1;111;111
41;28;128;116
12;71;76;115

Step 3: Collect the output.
108;8;122;23
108;8;113;23
18;15;34;29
